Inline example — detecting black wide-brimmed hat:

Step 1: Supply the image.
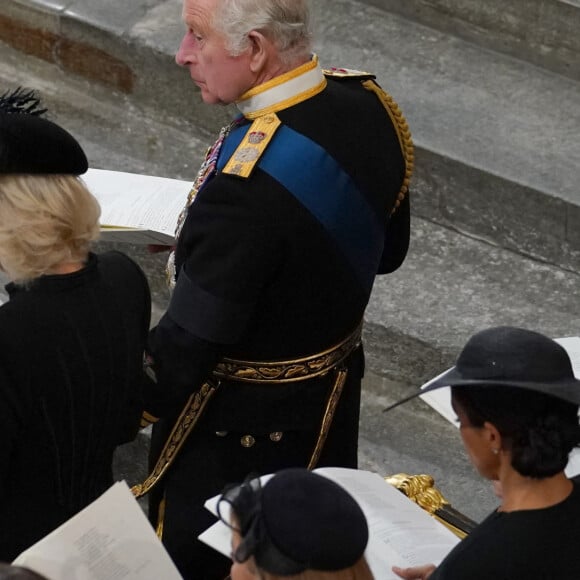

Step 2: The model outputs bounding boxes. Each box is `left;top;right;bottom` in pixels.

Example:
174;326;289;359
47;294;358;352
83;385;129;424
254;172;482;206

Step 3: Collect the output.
0;87;88;175
384;326;580;413
218;468;369;575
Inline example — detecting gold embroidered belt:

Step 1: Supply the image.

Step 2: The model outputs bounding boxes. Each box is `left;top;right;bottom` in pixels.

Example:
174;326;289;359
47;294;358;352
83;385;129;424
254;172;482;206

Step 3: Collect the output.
132;321;363;500
212;321;363;384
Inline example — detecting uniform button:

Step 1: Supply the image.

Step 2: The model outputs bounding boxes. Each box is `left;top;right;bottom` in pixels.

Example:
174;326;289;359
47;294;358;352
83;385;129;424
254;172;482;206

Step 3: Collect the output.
215;431;228;437
240;435;256;448
269;432;284;442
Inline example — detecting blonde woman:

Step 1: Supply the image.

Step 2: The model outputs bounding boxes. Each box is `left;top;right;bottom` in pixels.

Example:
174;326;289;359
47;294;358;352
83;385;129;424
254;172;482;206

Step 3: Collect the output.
0;90;151;560
218;468;374;580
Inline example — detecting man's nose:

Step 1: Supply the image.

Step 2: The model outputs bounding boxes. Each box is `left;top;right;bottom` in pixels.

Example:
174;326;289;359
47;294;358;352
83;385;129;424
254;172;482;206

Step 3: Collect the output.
175;34;190;66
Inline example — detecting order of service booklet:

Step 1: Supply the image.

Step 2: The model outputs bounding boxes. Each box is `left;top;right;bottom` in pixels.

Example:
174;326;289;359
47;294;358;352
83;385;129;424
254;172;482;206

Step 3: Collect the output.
419;336;580;478
82;168;191;245
198;467;460;579
12;481;182;580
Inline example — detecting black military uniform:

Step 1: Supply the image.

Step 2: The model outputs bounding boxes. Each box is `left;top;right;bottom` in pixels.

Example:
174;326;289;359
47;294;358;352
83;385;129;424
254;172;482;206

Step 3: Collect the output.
141;57;413;579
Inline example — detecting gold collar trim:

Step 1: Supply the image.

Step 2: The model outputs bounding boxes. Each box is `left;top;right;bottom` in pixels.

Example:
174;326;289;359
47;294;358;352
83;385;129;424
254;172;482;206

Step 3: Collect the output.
236;55;327;120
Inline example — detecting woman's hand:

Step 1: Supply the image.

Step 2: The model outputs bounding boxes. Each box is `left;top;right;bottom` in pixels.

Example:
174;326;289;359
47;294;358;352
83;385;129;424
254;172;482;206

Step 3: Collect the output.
392;564;436;579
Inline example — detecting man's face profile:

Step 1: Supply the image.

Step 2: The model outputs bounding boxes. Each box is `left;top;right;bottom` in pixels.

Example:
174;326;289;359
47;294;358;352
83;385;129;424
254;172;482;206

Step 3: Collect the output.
176;0;255;105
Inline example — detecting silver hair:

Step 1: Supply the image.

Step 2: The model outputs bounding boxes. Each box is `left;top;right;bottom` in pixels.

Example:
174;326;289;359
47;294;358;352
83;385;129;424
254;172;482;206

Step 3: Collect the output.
213;0;312;63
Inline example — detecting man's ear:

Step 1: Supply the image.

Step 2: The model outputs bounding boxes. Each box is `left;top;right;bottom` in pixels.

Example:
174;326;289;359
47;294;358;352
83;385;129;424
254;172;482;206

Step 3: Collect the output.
247;30;272;73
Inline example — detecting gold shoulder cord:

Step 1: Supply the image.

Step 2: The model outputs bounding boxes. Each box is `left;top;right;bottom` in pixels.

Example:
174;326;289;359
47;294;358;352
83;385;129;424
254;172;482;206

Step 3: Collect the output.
361;80;414;216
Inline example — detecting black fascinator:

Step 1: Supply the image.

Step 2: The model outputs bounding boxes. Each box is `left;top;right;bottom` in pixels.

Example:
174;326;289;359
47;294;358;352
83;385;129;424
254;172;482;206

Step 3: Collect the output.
217;468;369;575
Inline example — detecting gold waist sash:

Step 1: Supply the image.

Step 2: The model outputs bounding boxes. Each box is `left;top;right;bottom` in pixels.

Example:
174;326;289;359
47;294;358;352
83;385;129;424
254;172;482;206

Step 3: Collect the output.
213;321;363;384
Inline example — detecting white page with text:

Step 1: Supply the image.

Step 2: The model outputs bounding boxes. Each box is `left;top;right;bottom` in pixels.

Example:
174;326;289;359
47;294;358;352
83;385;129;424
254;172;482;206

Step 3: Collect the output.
13;481;181;580
82;168;191;244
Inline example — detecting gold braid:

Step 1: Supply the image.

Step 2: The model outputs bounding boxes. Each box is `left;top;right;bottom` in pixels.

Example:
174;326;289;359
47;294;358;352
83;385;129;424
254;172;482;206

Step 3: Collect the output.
362;80;414;215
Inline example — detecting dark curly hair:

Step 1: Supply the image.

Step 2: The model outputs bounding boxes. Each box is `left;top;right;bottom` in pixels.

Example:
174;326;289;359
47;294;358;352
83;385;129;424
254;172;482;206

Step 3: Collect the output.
452;385;580;478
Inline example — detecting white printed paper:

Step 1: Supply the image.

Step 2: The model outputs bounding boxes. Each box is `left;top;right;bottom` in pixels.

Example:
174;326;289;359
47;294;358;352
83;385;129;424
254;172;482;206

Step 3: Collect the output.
82;168;191;244
13;481;181;580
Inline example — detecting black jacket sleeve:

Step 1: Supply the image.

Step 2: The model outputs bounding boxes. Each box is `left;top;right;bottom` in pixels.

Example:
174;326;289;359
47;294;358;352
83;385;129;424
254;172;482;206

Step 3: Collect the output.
144;315;223;418
378;193;410;274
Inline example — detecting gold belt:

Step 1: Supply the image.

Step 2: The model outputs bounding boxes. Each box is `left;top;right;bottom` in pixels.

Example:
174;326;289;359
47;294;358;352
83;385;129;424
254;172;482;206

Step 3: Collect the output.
132;321;363;501
213;321;363;384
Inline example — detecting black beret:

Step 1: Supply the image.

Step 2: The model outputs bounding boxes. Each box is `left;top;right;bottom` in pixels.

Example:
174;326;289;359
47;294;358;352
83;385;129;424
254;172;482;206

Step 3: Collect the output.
221;468;369;575
0;112;88;175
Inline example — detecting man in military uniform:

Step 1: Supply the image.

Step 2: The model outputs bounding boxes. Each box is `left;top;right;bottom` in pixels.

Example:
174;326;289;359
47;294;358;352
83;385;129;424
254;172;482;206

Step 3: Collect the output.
138;0;413;578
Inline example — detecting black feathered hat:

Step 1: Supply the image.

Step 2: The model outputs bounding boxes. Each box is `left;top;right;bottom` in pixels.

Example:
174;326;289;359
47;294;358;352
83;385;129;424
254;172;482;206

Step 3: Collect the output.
217;468;369;575
0;87;88;175
383;326;580;413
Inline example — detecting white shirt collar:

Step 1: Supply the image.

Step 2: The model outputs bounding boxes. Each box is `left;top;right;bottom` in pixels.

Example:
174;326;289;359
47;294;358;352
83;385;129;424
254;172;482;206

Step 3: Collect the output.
236;55;326;119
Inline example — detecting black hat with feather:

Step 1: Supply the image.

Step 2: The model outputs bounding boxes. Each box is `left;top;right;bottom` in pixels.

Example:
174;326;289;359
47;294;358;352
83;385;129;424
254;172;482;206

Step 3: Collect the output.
0;87;88;175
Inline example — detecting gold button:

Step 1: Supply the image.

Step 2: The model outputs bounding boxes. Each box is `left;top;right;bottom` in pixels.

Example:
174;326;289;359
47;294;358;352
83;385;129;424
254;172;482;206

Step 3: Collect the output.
240;435;256;448
215;431;228;437
269;432;283;442
263;115;275;124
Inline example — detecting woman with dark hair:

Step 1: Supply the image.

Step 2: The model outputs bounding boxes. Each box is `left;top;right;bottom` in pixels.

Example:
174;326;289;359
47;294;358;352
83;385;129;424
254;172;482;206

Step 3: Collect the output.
0;89;151;560
218;468;374;580
392;326;580;580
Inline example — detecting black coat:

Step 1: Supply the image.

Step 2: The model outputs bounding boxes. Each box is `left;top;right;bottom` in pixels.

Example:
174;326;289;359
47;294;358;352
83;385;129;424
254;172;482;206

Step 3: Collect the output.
0;251;151;561
430;482;580;579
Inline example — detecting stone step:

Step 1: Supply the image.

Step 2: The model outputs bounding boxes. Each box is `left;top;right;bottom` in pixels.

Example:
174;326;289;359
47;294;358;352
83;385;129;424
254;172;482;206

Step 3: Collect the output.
2;0;579;274
359;0;580;82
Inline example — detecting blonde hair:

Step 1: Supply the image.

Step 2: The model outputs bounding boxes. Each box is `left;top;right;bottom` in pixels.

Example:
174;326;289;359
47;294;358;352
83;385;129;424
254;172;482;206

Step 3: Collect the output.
0;174;100;284
260;557;374;580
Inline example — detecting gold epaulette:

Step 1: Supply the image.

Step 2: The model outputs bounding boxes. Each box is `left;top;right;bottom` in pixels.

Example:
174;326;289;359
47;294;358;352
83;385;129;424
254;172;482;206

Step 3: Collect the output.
323;67;375;80
222;113;282;179
362;80;414;215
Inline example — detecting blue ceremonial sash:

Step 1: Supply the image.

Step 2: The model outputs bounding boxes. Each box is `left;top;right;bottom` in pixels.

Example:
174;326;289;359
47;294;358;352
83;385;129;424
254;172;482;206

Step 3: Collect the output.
217;123;385;294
